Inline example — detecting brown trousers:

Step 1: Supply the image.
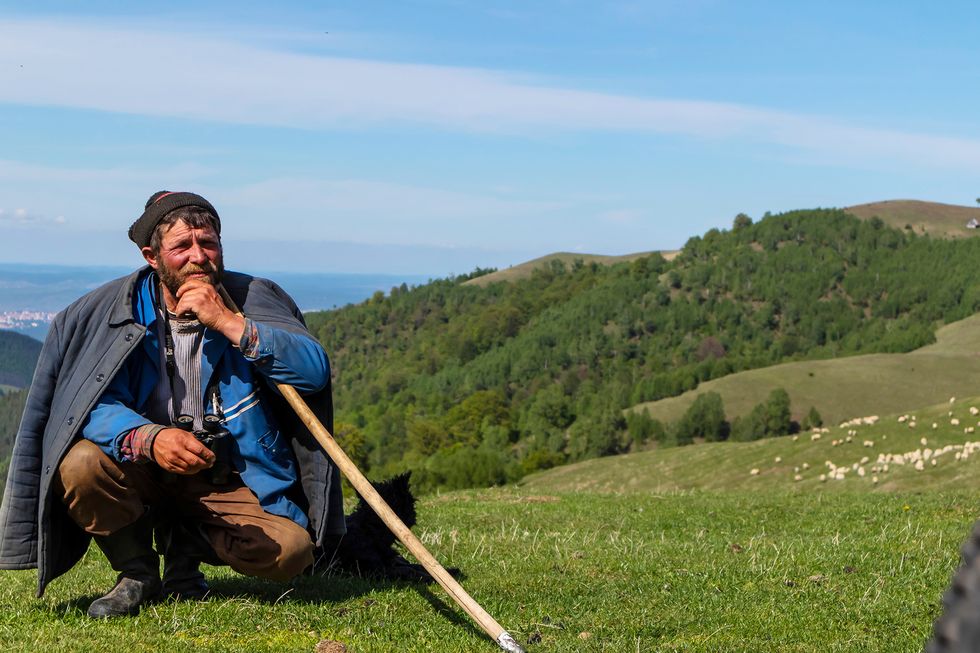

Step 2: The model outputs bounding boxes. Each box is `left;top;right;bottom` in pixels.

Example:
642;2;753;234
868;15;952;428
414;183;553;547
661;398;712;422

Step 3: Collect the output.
56;439;313;582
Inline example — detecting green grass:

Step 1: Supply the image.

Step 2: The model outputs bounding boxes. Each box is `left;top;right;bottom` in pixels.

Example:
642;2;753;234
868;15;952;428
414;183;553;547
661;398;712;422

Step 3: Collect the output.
0;487;972;652
7;395;980;652
630;313;980;427
11;393;980;651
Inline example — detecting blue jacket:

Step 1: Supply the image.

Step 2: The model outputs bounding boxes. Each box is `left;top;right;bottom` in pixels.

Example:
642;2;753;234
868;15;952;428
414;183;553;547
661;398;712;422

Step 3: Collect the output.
83;269;326;527
0;267;346;596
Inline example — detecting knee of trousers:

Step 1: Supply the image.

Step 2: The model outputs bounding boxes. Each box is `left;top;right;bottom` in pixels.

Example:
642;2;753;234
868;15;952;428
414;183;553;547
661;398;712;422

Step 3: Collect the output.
57;439;118;495
56;439;145;535
233;526;314;583
266;529;315;582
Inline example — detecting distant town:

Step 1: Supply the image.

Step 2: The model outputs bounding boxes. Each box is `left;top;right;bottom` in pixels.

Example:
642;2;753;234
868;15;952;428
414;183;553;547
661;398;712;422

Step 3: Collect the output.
0;310;56;332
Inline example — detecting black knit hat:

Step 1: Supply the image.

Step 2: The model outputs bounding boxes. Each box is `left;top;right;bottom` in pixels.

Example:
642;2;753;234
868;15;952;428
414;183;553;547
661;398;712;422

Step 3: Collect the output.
128;191;221;248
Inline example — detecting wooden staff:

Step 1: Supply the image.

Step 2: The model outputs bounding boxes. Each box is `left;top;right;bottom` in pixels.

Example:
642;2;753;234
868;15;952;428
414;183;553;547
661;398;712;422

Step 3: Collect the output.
219;287;525;653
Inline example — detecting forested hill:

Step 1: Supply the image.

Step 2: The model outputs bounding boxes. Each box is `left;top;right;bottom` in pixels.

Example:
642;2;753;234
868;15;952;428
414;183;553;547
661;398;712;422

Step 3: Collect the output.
304;208;980;491
0;331;41;389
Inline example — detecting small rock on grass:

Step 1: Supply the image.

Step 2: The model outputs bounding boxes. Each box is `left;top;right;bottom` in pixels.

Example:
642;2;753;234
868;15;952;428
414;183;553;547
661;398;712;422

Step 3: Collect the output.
315;640;348;653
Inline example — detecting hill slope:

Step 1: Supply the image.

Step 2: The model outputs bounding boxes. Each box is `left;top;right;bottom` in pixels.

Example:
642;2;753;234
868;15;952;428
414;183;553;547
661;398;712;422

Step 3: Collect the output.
526;396;980;494
463;250;678;287
0;330;41;388
630;313;980;427
846;199;980;238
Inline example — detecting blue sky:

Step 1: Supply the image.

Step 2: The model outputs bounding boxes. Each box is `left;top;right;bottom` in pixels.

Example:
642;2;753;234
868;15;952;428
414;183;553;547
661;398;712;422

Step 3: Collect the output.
1;1;979;275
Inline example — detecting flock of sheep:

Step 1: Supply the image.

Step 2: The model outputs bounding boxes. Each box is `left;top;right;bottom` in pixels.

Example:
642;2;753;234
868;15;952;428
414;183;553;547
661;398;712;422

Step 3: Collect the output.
747;397;980;485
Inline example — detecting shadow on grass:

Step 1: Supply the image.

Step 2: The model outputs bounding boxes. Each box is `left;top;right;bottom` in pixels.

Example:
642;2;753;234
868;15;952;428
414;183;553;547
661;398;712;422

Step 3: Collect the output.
47;565;482;639
409;582;489;643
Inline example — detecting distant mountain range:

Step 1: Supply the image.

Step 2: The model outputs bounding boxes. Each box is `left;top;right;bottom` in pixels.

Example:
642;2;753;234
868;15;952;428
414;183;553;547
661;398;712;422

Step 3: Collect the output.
0;263;429;339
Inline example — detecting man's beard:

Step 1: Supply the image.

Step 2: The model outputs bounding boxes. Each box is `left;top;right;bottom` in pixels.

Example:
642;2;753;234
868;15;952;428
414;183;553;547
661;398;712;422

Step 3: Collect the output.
158;257;224;299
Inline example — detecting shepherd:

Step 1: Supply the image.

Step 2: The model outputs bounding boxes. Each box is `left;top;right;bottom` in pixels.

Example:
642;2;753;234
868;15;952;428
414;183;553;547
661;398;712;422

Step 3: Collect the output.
0;191;346;617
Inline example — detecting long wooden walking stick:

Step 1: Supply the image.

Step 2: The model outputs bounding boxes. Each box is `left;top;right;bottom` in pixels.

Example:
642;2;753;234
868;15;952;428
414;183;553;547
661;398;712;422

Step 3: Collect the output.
218;287;526;653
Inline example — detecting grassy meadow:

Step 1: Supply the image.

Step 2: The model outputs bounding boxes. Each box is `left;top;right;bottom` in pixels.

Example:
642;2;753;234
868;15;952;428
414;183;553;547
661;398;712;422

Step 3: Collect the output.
0;487;972;652
630;313;980;428
6;395;980;651
846;200;980;239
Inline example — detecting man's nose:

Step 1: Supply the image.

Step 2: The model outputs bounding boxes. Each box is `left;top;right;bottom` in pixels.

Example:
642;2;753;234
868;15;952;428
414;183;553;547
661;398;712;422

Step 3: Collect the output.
187;242;208;263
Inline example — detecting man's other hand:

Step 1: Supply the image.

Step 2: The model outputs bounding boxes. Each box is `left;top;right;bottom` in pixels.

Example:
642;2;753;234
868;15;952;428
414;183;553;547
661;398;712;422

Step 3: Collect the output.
152;427;215;474
174;278;246;343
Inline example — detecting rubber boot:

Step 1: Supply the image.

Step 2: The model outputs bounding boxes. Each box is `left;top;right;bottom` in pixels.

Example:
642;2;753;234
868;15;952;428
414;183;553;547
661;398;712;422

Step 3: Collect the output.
88;514;161;619
157;520;217;600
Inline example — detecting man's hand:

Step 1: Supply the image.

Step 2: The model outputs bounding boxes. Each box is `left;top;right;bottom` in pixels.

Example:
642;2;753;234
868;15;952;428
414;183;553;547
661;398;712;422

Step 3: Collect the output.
174;278;246;342
152;427;216;475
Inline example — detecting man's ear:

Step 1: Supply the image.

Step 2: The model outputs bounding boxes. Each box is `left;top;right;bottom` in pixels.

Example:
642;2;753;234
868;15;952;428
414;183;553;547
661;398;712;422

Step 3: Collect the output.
141;246;159;270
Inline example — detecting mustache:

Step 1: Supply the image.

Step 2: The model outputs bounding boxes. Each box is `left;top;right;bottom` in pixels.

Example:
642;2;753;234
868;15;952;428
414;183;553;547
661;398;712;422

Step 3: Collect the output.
180;261;218;274
181;261;218;277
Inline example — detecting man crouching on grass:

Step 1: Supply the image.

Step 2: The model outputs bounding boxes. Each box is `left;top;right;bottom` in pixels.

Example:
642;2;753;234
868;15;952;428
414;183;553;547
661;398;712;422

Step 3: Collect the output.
0;191;345;617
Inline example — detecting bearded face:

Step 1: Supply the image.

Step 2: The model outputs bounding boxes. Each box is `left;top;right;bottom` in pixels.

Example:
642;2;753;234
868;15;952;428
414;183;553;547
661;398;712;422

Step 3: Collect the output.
157;255;225;299
147;219;225;302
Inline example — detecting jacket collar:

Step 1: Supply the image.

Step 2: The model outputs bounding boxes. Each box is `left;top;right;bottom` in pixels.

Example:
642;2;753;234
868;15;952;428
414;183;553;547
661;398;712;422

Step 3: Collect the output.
107;266;155;327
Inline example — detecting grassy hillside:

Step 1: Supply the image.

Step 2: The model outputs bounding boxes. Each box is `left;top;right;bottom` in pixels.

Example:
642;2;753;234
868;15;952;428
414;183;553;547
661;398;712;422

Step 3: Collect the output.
463;250;678;287
846;199;980;238
527;395;980;494
630;312;980;427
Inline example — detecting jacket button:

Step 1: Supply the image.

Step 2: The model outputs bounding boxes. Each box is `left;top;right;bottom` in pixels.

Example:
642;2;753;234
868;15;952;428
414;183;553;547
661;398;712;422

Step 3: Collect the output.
96;373;105;382
67;416;74;425
125;333;134;342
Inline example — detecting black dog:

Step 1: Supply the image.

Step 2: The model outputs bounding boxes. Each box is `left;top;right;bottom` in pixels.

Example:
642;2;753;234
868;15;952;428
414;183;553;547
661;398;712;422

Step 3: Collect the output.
329;472;460;582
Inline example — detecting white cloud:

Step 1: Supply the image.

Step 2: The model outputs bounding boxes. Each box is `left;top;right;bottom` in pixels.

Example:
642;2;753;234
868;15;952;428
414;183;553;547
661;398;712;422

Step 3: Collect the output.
222;176;570;248
0;159;567;248
0;206;66;227
1;18;980;170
